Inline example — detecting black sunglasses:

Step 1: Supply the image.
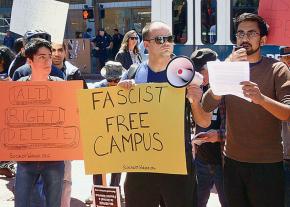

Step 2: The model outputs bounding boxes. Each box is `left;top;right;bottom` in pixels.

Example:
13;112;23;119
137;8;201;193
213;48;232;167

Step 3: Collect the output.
147;35;174;44
129;37;138;40
108;79;120;83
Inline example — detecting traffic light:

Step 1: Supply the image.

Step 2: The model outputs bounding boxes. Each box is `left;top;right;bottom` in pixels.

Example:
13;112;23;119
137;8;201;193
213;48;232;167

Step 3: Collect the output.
99;5;105;19
82;8;94;20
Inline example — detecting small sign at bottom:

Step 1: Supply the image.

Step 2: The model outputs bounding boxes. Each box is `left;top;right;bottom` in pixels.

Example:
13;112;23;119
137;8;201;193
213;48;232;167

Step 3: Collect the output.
92;185;121;207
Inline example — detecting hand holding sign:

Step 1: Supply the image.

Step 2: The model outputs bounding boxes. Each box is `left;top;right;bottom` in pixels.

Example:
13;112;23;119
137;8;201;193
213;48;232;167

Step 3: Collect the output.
78;83;187;175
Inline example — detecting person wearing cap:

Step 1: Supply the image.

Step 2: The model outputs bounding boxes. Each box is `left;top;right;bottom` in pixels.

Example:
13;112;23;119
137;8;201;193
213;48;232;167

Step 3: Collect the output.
202;13;290;206
85;61;124;205
10;30;65;80
279;46;290;206
95;61;125;88
15;38;64;207
190;48;228;207
280;46;290;68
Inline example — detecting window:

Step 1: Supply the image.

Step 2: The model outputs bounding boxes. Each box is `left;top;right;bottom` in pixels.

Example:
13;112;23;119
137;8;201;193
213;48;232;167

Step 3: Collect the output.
172;0;188;44
231;0;259;43
201;0;217;44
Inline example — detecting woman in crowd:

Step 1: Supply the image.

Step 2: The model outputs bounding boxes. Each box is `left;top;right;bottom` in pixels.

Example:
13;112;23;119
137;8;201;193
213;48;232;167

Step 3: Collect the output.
0;45;15;81
115;30;141;70
0;46;15;178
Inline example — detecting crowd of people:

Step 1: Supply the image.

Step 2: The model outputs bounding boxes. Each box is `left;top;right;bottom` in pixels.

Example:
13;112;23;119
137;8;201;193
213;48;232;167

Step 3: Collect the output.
0;12;289;207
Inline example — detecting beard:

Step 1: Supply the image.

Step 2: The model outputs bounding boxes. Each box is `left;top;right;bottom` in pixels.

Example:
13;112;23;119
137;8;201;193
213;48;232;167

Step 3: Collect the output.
241;42;260;56
246;47;260;55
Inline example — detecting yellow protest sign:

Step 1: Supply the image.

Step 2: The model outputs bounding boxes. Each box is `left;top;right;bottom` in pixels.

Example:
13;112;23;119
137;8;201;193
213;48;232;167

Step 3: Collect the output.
78;83;187;175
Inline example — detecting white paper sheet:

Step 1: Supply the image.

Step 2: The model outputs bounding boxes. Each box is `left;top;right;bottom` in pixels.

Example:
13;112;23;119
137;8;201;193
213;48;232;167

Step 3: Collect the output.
192;138;207;146
10;0;69;43
207;61;251;101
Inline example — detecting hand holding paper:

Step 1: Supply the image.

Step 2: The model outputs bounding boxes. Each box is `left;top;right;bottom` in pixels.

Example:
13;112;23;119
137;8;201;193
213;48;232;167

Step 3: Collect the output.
192;130;220;145
240;81;264;104
207;61;251;101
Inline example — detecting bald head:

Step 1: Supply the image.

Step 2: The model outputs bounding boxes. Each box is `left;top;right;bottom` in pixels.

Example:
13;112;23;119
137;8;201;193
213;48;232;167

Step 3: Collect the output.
142;21;171;41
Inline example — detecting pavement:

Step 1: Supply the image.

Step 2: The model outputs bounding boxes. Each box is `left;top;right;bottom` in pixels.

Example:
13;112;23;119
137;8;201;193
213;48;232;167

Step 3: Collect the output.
0;161;222;207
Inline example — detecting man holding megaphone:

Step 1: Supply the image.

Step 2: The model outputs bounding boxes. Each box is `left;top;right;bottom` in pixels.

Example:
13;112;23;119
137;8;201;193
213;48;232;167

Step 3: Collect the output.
118;21;211;207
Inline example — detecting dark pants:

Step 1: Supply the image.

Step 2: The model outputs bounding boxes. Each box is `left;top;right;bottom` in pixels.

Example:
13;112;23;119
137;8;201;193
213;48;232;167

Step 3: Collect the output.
195;158;228;207
124;154;197;207
284;160;290;207
224;157;284;207
93;173;121;186
15;161;64;207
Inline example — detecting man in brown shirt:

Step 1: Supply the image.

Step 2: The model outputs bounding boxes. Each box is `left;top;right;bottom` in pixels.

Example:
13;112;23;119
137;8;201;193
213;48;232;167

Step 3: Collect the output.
202;13;290;207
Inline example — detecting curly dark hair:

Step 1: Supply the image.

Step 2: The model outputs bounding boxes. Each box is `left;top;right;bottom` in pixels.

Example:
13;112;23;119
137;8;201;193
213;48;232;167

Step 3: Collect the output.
24;38;52;60
0;46;15;73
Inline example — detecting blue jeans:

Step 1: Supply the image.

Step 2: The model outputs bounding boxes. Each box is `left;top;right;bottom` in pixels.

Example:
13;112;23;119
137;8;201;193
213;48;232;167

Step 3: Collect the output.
30;176;46;207
195;158;228;207
284;160;290;207
15;161;64;207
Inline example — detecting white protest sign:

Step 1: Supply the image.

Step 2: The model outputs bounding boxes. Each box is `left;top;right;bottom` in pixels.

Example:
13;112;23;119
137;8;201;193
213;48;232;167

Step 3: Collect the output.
10;0;69;43
207;61;251;101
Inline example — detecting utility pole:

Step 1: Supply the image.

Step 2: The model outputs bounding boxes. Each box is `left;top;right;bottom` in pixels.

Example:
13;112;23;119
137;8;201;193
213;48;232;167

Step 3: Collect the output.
92;0;101;34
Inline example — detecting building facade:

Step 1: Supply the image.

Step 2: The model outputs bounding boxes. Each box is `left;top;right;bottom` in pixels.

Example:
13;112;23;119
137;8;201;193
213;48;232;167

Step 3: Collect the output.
0;0;151;39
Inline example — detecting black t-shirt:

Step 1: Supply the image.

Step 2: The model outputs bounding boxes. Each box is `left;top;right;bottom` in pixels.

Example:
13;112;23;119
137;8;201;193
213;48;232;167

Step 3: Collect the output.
195;86;222;165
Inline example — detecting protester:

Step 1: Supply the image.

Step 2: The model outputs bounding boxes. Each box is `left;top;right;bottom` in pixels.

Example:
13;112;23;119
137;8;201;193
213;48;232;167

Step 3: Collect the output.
202;13;290;207
83;28;92;39
0;45;15;81
95;60;125;88
11;30;64;81
52;42;87;207
115;30;141;70
14;38;64;207
13;37;24;54
190;48;228;207
0;46;16;178
118;21;211;207
8;38;27;79
52;42;87;88
3;30;15;50
93;61;126;186
86;61;125;205
279;46;290;207
280;46;290;67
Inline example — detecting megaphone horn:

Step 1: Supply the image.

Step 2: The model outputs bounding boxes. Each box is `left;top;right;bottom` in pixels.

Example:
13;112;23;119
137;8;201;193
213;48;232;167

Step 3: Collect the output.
177;68;194;82
166;56;203;88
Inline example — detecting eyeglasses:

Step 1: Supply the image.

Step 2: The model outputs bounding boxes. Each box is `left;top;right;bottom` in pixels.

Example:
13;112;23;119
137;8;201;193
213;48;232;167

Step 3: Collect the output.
146;35;174;44
129;37;138;40
236;31;260;39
